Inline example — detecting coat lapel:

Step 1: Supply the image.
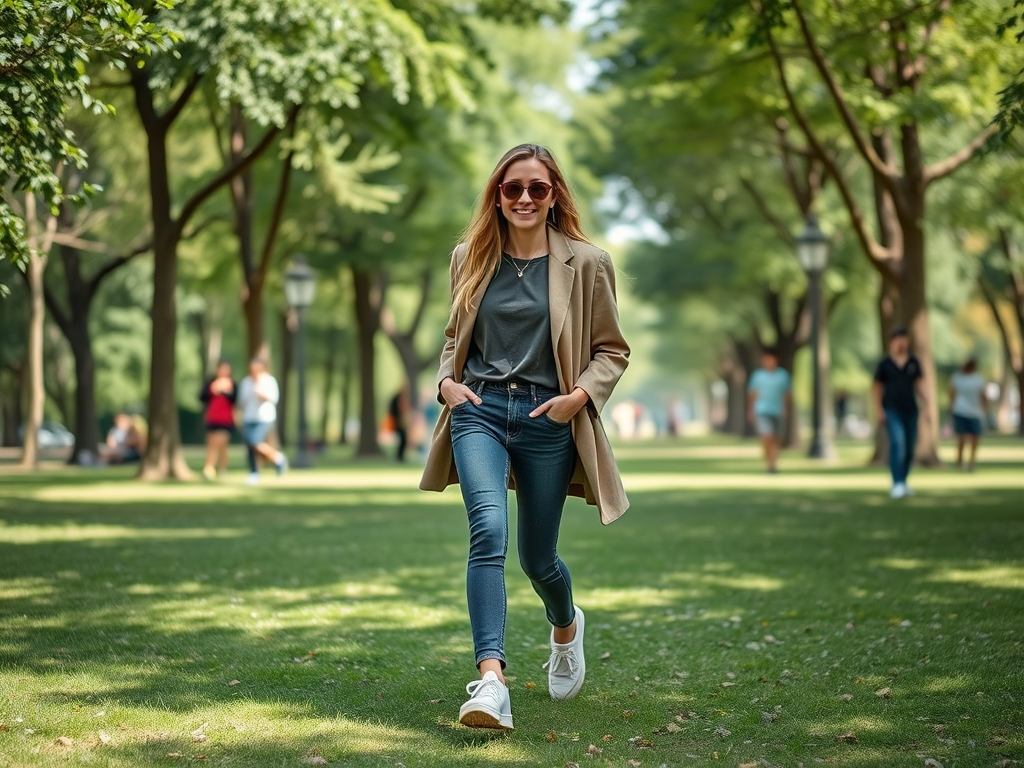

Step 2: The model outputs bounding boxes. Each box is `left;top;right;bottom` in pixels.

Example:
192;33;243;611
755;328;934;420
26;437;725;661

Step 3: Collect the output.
547;227;575;389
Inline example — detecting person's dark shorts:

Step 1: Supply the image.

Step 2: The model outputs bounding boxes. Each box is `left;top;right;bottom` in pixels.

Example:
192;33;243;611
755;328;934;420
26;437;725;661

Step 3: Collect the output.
755;414;782;438
952;414;983;436
121;447;141;463
206;422;235;434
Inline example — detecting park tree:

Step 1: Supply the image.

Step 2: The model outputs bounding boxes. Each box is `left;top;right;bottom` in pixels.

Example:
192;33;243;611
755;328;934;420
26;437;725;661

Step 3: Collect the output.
110;0;465;479
700;0;1013;462
1;1;169;467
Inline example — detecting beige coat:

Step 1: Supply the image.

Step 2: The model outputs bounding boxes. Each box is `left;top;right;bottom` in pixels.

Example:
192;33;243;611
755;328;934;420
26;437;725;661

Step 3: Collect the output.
418;227;631;524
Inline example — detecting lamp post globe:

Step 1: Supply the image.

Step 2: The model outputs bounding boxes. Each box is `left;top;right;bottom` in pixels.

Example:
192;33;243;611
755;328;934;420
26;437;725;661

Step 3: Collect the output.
284;255;316;468
796;215;834;460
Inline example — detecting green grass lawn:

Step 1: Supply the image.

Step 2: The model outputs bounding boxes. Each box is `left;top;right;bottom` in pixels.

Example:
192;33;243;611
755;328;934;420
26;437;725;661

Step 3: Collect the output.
1;437;1022;768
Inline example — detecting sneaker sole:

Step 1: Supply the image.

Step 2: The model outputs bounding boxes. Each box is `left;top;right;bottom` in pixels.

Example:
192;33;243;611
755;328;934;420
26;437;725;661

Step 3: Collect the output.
458;707;513;730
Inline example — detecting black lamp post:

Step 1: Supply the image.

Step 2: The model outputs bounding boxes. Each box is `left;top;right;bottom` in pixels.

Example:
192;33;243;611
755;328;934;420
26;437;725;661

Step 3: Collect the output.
284;255;316;468
796;214;834;459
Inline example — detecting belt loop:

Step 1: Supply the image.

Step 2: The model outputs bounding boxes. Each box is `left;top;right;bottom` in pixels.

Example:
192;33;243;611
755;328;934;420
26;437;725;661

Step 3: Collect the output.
530;383;537;405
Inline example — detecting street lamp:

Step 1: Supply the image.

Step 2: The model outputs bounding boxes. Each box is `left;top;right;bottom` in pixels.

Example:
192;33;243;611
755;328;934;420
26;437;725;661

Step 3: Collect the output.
284;255;316;468
796;214;834;460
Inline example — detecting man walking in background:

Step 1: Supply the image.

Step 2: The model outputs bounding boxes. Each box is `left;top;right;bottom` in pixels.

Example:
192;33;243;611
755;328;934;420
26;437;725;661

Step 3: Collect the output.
747;347;792;474
872;329;929;499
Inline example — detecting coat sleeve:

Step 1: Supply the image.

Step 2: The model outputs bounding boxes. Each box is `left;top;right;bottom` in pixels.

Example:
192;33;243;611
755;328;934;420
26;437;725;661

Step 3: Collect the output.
573;252;630;414
435;247;462;403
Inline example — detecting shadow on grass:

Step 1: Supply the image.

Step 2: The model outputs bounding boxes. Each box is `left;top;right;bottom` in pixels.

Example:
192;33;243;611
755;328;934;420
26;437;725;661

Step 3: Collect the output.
1;474;1023;767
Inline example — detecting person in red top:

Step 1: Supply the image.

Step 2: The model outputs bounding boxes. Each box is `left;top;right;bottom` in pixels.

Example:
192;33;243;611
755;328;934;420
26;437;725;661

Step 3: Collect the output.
199;360;237;480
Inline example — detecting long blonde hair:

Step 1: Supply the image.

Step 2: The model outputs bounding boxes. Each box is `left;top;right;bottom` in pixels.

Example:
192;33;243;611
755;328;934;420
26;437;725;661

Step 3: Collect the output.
452;144;590;313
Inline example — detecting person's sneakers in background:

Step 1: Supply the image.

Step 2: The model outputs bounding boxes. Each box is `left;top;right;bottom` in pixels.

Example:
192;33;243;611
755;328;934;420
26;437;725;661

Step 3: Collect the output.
275;455;288;476
246;472;260;485
890;482;907;499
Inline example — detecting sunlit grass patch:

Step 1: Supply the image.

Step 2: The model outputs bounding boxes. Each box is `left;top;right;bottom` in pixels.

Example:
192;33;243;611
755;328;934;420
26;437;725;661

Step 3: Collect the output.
1;439;1022;767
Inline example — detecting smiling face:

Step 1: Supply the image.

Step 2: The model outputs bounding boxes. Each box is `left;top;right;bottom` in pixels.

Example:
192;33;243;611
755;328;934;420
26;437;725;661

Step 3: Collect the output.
497;157;555;233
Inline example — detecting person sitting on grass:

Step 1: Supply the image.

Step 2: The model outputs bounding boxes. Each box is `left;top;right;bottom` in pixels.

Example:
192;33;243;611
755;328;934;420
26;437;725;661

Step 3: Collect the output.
103;413;145;464
747;347;792;474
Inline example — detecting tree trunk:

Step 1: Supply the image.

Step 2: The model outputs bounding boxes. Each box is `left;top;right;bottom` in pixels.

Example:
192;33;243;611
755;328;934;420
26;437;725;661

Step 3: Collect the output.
66;322;100;462
19;195;47;469
351;266;384;456
381;268;434;410
775;337;801;448
900;210;941;466
339;353;352;445
136;101;190;480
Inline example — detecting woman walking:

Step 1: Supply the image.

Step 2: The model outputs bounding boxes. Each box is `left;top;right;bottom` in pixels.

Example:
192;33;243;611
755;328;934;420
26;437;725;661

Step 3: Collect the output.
199;360;237;480
420;144;630;730
950;358;987;471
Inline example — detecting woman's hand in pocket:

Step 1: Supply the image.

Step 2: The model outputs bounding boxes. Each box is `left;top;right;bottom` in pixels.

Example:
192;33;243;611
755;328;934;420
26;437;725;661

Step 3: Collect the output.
530;388;589;423
440;377;482;409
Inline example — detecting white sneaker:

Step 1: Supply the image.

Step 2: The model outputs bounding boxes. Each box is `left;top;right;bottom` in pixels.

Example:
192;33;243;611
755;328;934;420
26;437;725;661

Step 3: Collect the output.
246;472;260;485
458;670;513;730
904;485;916;496
544;606;586;701
890;482;906;499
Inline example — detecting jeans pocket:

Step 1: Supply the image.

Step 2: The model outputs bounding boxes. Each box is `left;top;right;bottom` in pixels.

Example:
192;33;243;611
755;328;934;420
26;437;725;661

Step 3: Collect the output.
541;413;571;427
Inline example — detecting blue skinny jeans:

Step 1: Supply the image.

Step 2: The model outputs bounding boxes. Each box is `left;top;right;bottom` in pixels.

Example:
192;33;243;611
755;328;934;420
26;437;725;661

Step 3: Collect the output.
450;381;578;668
884;408;917;485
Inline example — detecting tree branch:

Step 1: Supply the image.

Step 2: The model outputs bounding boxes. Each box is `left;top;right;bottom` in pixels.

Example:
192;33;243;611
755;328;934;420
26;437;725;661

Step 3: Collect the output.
766;26;895;272
256;107;301;280
161;72;202;130
790;0;900;185
924;124;999;186
740;176;796;245
174;106;296;238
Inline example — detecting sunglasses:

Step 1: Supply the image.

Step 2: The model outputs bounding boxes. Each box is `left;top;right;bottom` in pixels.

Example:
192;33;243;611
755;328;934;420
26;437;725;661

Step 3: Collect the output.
498;181;553;202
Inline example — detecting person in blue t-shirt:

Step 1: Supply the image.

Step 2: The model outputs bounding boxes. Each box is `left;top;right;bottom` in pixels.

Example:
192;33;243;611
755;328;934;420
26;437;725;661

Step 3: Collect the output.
747;347;792;474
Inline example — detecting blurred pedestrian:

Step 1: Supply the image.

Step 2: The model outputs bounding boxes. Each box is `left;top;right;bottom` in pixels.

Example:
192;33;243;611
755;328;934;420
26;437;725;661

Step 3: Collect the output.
747;347;792;474
419;143;630;731
872;328;929;498
950;358;987;472
237;357;287;484
389;383;412;462
199;360;237;480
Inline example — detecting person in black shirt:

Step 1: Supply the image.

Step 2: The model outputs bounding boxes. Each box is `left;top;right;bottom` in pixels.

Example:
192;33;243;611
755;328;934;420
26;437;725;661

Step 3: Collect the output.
872;328;930;498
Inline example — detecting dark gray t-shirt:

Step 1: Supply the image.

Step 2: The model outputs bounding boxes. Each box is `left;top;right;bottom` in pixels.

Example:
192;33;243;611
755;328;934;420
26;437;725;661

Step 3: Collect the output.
463;255;559;389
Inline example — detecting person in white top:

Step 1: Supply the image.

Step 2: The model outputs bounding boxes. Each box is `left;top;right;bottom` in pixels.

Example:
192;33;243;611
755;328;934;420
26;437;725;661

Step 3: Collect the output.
949;358;987;472
236;358;287;484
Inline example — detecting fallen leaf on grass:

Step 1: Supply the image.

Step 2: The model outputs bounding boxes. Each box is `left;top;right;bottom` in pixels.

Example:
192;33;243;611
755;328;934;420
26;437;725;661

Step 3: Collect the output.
193;734;207;743
721;682;737;688
761;711;779;723
428;698;444;705
666;722;682;733
56;737;74;747
988;736;1007;746
301;755;328;766
714;727;731;738
0;725;8;732
628;736;654;749
525;681;536;690
875;687;892;698
839;694;853;701
600;652;612;661
565;762;580;768
836;732;857;743
547;732;557;742
924;760;944;768
98;731;112;745
227;680;240;686
623;710;634;719
627;761;642;767
740;763;759;768
602;734;613;741
167;753;184;759
586;744;602;755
